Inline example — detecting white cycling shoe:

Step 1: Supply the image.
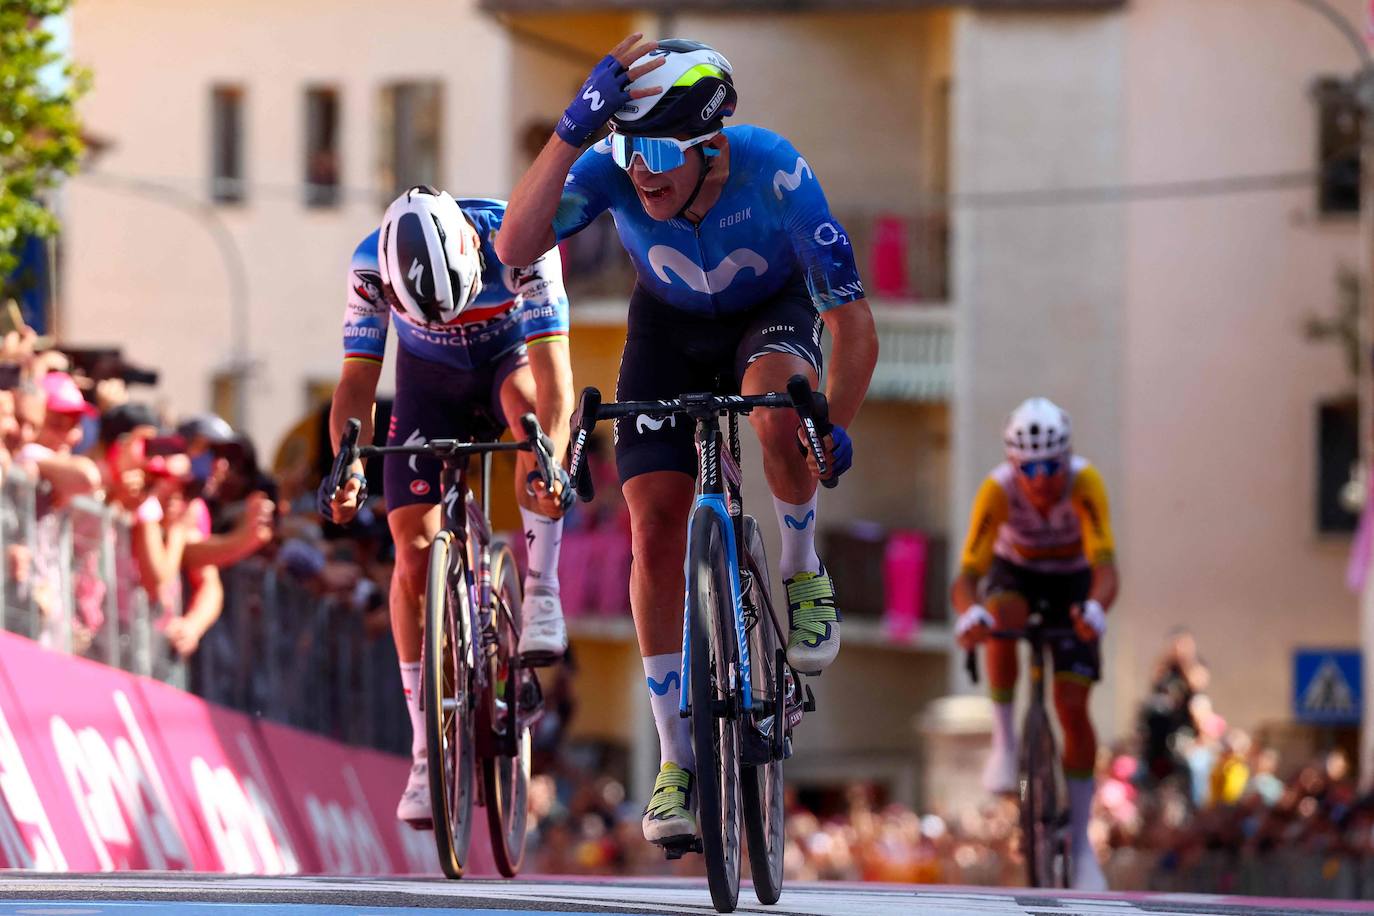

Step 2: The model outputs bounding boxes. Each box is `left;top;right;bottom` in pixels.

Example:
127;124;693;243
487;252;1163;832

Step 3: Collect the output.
1072;849;1109;892
519;587;567;666
396;757;432;829
982;742;1019;795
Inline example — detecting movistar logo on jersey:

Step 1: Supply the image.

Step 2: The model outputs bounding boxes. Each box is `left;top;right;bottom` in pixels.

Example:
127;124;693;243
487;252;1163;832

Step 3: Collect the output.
773;156;813;200
648;245;768;294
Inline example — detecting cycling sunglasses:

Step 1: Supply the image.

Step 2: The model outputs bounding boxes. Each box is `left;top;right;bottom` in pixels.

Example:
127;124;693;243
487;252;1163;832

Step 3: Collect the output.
1018;458;1064;480
609;131;720;174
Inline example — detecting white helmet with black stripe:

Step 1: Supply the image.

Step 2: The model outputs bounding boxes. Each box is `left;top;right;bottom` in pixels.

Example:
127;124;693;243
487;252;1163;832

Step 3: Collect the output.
378;186;484;326
1003;397;1072;462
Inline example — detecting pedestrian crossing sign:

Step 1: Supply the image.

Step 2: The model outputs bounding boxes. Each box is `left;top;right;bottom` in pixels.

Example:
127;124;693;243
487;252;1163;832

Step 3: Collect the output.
1293;649;1361;725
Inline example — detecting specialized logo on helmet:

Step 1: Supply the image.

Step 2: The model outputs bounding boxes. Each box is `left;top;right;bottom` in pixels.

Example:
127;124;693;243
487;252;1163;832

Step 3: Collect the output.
773;157;813;200
407;258;426;296
647;245;768;294
701;85;728;121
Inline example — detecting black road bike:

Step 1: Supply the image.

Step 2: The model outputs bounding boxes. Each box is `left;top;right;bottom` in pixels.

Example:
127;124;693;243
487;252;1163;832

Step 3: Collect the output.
567;375;832;913
966;611;1079;888
327;414;560;879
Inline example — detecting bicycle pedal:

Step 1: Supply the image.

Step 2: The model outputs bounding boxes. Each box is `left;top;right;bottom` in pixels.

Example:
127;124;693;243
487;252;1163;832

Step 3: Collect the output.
802;684;817;714
518;649;563;668
658;836;703;860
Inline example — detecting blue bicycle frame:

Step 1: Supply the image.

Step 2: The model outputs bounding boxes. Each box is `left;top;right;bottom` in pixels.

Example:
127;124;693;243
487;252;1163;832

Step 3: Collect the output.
680;415;752;716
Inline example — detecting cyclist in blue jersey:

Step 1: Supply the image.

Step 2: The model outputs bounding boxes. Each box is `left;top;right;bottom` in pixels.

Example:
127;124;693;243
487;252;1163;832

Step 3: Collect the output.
322;187;575;827
497;36;878;848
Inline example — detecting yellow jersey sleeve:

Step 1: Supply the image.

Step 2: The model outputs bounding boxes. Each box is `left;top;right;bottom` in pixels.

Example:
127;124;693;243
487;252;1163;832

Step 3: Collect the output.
1071;463;1116;566
959;476;1010;578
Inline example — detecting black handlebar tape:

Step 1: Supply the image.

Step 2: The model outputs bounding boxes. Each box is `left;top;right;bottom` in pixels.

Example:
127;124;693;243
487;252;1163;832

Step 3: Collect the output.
786;375;838;489
570;387;601;503
520;414;558;492
965;651;980;685
328;418;362;495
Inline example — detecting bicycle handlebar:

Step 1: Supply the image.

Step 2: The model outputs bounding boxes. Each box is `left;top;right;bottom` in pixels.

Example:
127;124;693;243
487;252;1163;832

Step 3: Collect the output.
323;414;558;503
567;375;831;503
963;625;1090;685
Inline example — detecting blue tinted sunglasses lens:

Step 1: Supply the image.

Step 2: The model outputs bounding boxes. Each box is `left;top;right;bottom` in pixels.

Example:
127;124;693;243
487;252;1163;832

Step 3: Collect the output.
610;135;686;174
1019;459;1062;479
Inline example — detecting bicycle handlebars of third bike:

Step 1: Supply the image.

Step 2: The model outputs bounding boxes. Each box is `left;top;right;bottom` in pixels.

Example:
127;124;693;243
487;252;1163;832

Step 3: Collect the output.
324;413;561;508
963;625;1086;685
565;375;838;504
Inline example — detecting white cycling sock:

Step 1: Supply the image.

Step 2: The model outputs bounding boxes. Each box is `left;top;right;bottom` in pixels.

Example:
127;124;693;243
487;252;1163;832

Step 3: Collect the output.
1067;776;1095;858
644;652;694;770
772;493;821;579
520;507;562;594
400;660;425;760
991;701;1017;752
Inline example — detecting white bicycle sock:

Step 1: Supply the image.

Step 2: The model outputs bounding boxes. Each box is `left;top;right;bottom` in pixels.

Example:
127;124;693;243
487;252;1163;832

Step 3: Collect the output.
1067;776;1095;858
400;660;425;760
772;493;820;579
991;701;1017;753
644;652;694;770
520;507;562;593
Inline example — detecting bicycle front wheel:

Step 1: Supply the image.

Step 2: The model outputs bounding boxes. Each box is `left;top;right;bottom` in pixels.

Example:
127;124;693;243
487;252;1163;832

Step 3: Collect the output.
425;530;476;879
1020;702;1066;888
483;540;532;878
688;505;742;913
739;516;784;906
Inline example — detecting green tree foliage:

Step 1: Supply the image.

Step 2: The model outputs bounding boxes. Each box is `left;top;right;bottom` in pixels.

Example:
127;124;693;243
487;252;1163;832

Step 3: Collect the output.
0;2;85;287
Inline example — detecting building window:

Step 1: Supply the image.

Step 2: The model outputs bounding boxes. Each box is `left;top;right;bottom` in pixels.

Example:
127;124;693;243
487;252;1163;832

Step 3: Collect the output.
378;82;442;198
305;87;341;208
210;85;245;204
1317;397;1359;534
1315;77;1361;217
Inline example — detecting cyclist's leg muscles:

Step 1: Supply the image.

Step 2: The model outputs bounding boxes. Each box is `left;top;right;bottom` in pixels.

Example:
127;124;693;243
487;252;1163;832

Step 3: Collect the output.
1053;677;1096;779
981;560;1030;794
617;287;711;785
388;503;443;662
985;591;1029;703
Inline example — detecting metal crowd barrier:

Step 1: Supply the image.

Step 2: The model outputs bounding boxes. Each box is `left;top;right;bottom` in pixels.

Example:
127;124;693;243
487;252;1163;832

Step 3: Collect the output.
0;468;175;680
0;468;405;754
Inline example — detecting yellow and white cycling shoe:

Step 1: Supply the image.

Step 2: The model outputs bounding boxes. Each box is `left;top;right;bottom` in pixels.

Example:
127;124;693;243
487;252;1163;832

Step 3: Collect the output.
641;761;698;845
784;567;842;674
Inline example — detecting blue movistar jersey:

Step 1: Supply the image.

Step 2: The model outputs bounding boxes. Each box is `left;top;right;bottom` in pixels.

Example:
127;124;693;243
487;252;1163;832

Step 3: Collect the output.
344;198;569;371
553;125;864;316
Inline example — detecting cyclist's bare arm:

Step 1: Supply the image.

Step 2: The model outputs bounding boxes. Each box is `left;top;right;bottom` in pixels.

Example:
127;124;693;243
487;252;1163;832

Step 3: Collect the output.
819;298;878;430
1088;561;1119;609
528;339;574;463
327;359;381;519
496;34;664;267
495;139;582;267
951;569;982;616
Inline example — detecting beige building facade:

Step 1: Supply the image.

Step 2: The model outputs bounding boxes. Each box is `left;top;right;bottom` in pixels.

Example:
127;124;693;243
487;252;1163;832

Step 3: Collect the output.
62;0;1364;801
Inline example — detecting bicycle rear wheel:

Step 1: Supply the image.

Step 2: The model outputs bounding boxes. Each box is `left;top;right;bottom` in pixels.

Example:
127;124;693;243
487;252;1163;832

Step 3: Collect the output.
739;516;784;906
688;505;742;913
1020;702;1067;888
483;540;532;878
425;530;476;879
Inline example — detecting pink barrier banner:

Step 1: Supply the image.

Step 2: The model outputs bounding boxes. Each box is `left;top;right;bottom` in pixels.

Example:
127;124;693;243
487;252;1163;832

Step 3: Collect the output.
0;631;209;871
255;720;488;876
135;677;315;874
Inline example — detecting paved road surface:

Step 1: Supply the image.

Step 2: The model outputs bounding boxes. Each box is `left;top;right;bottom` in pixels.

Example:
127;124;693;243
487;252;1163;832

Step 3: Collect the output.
0;875;1370;915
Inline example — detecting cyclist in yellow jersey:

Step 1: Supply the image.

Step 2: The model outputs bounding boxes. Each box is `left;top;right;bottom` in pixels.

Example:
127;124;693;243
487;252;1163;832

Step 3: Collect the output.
952;397;1119;892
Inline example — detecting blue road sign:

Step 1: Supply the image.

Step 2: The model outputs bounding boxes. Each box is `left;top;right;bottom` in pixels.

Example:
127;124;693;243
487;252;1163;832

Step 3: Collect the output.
1293;649;1361;725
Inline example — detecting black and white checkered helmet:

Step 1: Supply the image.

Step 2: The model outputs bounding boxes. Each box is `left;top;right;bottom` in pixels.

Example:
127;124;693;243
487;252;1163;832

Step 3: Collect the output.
1003;397;1072;462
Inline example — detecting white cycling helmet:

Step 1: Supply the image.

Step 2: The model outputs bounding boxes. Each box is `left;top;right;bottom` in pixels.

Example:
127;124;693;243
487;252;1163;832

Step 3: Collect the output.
1003;397;1072;463
378;186;483;326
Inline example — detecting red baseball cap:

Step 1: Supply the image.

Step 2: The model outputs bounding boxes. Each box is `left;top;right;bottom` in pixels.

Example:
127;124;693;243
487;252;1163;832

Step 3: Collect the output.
42;372;98;418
